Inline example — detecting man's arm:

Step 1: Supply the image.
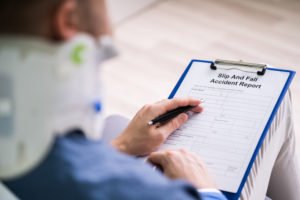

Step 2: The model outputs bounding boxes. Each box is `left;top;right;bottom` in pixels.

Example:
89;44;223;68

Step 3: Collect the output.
111;98;227;200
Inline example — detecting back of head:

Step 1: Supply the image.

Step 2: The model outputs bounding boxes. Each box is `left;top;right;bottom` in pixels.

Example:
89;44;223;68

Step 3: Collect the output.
0;0;104;41
0;0;61;38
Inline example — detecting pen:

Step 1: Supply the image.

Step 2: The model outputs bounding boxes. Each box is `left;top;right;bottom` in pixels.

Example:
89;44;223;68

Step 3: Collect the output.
148;99;203;126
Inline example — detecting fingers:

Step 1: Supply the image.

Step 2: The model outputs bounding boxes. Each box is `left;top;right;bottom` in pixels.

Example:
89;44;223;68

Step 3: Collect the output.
149;149;197;168
152;98;203;139
148;151;167;166
142;98;202;120
164;97;201;112
149;149;216;189
149;149;204;168
158;113;188;138
153;98;201;116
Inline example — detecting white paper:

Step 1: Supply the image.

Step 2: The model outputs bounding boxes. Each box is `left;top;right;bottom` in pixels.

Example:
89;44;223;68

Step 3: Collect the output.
161;62;290;192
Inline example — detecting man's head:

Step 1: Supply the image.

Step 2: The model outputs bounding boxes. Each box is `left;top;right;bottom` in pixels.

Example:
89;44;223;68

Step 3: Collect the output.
0;0;117;180
0;0;110;41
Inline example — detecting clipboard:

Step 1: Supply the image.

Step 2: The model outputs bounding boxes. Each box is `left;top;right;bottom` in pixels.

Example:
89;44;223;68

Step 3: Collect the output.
168;59;295;200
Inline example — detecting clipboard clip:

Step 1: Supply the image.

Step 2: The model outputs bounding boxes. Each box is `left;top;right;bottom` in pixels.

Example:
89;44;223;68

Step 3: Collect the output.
210;59;267;76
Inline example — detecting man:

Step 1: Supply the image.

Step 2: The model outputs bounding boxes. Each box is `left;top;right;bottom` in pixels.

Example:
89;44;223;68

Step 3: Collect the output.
0;0;226;199
0;0;299;200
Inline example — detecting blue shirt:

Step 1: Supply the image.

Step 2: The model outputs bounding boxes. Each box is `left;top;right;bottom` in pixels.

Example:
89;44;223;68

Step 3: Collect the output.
4;130;226;200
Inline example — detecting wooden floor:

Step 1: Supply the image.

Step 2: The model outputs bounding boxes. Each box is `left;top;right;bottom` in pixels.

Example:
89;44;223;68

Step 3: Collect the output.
103;0;300;156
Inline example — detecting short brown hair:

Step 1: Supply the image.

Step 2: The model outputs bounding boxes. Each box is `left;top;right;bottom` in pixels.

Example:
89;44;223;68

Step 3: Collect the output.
0;0;66;35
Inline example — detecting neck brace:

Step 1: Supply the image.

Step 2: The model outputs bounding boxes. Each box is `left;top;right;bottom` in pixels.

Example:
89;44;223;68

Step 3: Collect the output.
0;34;105;179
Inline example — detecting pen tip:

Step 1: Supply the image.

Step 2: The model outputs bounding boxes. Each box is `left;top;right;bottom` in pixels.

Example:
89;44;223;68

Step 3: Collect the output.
148;121;153;125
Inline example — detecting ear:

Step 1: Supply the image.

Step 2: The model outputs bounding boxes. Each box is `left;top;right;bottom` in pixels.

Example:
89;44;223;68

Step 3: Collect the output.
52;0;79;40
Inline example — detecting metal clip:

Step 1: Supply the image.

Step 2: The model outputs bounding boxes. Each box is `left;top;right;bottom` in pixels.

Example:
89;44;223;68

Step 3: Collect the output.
210;59;267;75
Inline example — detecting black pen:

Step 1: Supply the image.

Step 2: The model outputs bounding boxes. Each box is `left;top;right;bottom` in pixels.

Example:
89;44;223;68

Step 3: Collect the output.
148;100;204;125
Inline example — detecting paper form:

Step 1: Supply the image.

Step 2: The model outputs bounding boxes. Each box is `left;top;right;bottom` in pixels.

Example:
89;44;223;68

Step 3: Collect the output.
161;61;290;192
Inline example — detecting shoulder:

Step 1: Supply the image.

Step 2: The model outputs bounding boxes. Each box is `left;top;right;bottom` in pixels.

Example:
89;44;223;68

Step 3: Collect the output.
48;131;199;200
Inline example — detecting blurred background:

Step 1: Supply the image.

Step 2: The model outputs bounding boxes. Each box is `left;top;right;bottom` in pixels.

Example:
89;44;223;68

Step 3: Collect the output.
103;0;300;156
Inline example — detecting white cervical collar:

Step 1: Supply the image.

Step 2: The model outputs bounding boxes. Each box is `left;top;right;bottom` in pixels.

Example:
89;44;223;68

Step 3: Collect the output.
0;34;105;179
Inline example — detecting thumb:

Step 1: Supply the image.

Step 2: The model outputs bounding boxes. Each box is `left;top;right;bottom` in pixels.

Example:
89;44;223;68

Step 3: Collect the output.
148;151;167;166
158;113;188;138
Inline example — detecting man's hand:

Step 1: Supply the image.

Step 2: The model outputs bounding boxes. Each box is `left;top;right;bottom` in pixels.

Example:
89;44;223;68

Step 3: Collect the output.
148;149;216;189
111;98;203;156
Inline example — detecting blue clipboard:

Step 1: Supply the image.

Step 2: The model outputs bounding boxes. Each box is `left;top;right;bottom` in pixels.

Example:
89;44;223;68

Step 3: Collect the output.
168;59;296;200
